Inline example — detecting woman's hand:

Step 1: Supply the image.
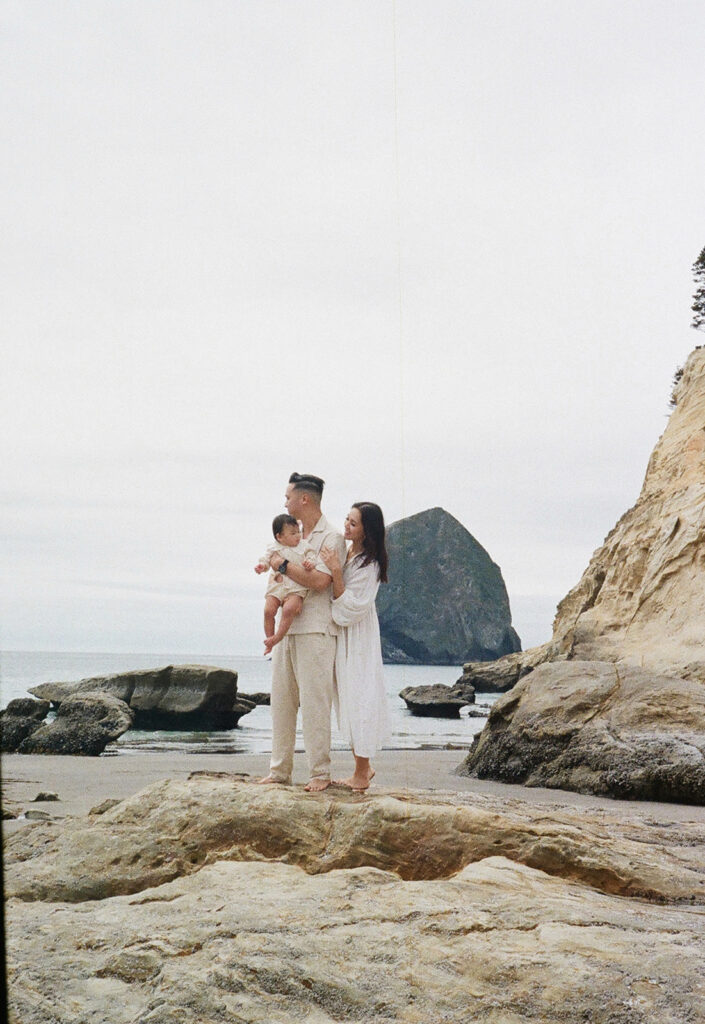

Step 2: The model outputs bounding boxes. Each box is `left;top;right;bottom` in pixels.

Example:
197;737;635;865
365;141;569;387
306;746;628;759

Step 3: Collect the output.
320;545;341;573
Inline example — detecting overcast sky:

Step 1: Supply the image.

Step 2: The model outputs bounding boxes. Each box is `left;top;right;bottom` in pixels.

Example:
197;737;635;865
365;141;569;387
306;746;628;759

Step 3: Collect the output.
2;0;704;658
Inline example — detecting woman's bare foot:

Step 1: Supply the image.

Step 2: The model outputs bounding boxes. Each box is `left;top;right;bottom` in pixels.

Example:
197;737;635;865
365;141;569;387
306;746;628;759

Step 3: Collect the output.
256;775;288;785
304;777;331;792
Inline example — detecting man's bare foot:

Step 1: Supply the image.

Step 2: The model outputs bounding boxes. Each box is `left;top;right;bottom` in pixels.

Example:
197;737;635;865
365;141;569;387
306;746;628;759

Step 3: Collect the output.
304;777;331;792
256;775;288;785
336;769;375;791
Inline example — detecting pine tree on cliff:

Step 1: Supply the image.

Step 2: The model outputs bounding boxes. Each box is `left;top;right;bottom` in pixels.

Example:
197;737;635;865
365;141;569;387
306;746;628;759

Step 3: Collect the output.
692;245;705;332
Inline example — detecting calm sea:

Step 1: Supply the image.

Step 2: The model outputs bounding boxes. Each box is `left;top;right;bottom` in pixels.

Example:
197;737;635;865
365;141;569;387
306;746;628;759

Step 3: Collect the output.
0;650;500;755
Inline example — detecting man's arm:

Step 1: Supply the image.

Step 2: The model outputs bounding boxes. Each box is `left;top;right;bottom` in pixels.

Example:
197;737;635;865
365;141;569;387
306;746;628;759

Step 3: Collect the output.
269;553;331;592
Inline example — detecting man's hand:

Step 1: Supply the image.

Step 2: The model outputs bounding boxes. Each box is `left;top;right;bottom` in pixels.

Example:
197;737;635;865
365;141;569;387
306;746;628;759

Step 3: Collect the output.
269;554;285;571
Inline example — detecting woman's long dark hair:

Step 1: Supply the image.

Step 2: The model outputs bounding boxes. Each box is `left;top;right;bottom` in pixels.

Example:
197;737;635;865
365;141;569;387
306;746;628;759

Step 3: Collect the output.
352;502;388;583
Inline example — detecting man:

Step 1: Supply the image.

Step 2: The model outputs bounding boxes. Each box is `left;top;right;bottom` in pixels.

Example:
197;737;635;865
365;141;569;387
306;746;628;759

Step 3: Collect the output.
258;472;346;792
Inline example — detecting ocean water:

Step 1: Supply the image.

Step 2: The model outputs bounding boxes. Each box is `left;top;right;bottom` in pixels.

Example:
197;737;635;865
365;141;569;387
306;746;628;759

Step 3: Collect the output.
0;650;500;755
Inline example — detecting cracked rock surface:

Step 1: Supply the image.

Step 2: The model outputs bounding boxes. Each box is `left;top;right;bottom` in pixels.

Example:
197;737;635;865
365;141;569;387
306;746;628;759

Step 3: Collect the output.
6;776;705;1022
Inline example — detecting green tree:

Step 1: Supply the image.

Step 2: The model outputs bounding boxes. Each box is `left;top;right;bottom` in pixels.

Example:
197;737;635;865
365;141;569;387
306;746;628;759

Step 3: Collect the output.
692;246;705;332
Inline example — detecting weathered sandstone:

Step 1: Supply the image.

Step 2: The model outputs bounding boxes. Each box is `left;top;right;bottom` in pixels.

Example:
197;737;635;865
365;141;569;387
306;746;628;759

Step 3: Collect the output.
6;775;704;903
458;347;705;694
6;778;705;1023
459;661;705;802
551;346;705;679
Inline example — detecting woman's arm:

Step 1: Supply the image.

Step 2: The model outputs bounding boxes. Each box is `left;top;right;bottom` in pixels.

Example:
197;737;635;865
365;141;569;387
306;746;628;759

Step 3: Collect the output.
329;561;379;627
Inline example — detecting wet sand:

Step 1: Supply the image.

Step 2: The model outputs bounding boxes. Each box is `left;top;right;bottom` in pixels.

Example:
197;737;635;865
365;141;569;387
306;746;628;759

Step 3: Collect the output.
3;748;705;833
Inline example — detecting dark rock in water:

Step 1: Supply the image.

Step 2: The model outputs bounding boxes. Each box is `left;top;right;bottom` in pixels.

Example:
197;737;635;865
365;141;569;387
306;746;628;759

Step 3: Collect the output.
376;507;521;665
457;644;554;694
0;698;51;753
458;661;705;804
400;684;474;718
19;692;134;756
29;664;249;730
238;691;271;706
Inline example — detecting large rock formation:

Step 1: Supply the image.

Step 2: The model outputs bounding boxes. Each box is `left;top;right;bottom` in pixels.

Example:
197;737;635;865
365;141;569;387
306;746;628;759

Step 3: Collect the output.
550;346;705;678
459;346;705;693
28;664;252;730
458;347;705;801
6;777;705;1022
376;507;521;664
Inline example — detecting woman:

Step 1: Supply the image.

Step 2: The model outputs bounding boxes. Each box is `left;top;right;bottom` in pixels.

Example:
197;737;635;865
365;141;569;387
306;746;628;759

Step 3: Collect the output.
321;502;391;791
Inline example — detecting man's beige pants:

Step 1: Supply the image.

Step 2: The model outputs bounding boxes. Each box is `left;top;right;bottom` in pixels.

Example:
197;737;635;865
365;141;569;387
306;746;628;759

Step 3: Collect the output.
268;632;336;783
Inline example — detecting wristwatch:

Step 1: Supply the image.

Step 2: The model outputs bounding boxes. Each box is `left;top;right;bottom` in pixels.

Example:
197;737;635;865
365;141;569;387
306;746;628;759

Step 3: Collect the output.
279;559;289;576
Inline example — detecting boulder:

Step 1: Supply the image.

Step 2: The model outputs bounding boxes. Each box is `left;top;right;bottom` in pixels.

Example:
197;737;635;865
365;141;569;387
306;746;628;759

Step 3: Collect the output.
376;506;521;664
456;642;554;693
5;779;705;1023
0;697;50;752
29;664;250;729
18;691;134;756
459;661;705;803
399;683;474;717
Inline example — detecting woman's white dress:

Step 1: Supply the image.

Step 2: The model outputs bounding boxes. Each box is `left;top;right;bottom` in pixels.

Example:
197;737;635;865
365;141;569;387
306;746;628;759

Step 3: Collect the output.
331;555;391;758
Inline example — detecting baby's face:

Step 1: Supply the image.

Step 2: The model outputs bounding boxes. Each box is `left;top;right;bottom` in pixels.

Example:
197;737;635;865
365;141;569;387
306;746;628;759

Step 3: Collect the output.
277;522;302;548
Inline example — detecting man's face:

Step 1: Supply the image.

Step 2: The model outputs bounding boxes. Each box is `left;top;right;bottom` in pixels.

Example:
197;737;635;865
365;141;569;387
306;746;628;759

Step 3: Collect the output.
285;484;304;519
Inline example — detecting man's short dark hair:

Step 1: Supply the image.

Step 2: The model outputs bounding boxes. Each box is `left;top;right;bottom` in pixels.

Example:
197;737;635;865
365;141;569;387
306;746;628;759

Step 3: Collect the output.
272;513;299;539
289;472;324;498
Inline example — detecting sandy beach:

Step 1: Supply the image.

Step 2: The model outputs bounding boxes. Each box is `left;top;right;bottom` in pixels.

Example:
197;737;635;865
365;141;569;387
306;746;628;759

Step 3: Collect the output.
4;748;705;834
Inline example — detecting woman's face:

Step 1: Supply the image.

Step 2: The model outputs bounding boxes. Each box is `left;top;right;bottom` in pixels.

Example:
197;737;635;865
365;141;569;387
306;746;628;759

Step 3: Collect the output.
344;507;364;545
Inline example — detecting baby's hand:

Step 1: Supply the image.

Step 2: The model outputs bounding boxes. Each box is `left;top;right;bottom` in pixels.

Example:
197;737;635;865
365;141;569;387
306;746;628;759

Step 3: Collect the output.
302;559;315;571
273;573;283;582
254;564;267;574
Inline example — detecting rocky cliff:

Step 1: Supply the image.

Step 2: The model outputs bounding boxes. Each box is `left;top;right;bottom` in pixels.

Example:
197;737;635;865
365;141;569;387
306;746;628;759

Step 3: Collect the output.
459;346;705;800
376;507;521;664
551;345;705;681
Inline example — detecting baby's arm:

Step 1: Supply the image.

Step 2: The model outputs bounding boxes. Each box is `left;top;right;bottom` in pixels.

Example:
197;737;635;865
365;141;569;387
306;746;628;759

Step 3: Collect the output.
255;543;277;574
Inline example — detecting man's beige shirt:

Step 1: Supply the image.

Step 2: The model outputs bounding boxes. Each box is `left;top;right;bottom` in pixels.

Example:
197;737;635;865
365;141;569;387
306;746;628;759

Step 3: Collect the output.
288;513;346;635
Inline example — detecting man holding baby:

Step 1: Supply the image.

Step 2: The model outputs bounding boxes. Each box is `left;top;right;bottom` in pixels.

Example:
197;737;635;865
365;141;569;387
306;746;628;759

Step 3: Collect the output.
257;472;345;792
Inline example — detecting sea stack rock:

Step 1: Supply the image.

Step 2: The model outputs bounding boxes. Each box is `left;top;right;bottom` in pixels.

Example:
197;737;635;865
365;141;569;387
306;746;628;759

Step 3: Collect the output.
376;507;521;665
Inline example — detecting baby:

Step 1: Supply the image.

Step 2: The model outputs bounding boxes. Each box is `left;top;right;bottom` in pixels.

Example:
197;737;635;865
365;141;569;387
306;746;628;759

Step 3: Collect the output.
255;514;316;654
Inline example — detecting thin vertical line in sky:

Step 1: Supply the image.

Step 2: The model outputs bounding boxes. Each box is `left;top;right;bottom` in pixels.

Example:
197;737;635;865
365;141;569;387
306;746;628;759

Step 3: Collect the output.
392;0;406;521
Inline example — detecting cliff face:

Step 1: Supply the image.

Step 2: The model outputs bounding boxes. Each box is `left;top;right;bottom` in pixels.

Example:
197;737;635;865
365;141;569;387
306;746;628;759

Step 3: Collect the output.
552;346;705;681
376;507;521;665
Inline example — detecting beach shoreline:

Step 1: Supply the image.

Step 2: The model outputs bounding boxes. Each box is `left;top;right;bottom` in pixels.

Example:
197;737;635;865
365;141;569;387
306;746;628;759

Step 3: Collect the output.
4;748;705;834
